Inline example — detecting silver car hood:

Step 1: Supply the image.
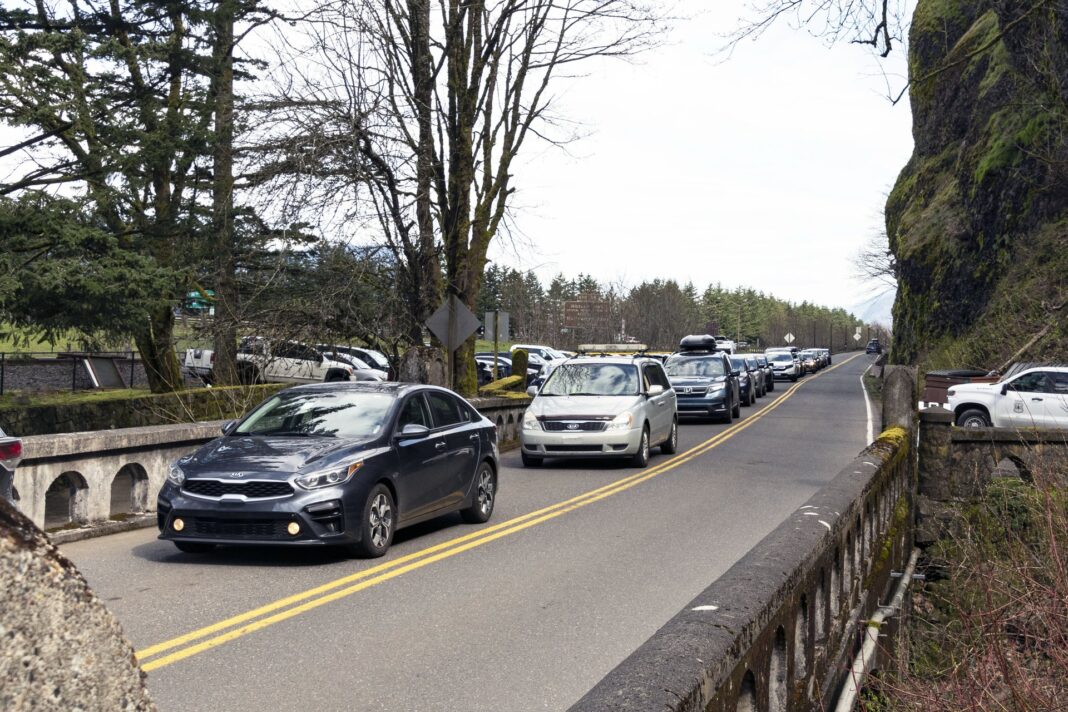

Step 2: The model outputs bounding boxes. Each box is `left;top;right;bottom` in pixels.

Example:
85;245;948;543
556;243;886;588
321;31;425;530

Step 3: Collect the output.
530;394;642;419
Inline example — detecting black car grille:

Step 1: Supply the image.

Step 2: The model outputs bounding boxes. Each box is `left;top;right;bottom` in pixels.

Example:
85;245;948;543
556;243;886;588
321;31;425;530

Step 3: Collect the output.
182;479;294;499
191;517;285;539
541;421;607;432
674;387;709;397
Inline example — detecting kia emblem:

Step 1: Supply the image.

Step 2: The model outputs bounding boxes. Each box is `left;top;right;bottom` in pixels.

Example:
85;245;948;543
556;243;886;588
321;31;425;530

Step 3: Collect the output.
228;472;246;478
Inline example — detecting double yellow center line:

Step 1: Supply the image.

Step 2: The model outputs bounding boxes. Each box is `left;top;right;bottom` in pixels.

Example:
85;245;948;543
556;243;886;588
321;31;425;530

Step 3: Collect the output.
136;353;862;672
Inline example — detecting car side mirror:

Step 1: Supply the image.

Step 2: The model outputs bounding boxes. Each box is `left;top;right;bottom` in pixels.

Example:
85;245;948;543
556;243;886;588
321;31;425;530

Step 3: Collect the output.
647;385;665;396
526;386;539;397
1001;384;1009;396
221;420;238;435
396;424;430;440
732;370;740;377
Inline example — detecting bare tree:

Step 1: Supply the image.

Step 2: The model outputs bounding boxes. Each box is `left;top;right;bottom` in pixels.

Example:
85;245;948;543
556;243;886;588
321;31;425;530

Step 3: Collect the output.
254;0;665;393
853;227;897;289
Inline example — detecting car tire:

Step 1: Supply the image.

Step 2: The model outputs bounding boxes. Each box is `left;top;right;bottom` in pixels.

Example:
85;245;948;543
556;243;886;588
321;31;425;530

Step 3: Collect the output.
767;379;774;393
731;396;741;419
661;419;678;455
631;426;650;468
174;541;215;554
790;374;798;382
521;451;542;467
349;484;395;558
956;409;992;428
460;462;496;524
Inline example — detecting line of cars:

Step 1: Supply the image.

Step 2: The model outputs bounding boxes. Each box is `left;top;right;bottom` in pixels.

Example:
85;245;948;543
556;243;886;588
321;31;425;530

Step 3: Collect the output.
518;336;832;468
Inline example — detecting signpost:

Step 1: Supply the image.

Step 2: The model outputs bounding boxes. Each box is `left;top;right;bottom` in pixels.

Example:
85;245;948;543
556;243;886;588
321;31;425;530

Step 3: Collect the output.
484;310;510;379
426;295;481;388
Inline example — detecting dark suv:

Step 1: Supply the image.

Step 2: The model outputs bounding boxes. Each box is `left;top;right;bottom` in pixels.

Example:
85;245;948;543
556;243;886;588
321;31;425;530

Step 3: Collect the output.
664;344;740;423
866;339;882;355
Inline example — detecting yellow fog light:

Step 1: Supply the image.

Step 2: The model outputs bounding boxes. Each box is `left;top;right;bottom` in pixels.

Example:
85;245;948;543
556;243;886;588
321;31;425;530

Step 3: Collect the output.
172;518;185;532
287;521;301;536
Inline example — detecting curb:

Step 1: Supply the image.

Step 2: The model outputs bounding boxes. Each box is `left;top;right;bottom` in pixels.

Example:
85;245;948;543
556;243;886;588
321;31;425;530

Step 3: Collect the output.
49;514;157;545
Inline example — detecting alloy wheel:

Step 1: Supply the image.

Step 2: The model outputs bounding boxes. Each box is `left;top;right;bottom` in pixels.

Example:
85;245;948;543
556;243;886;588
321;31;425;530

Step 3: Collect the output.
368;493;393;548
476;467;495;516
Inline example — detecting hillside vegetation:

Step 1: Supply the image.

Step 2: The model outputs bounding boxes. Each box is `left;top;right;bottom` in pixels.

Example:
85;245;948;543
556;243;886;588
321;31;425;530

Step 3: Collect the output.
888;0;1068;370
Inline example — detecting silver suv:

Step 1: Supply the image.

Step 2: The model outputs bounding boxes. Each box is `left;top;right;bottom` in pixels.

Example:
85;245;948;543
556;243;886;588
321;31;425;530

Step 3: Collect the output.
521;357;678;468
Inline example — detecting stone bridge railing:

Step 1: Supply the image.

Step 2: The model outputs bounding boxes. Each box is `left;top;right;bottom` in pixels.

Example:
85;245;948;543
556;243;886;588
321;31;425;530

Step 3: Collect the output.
12;396;529;537
916;408;1068;546
571;427;915;712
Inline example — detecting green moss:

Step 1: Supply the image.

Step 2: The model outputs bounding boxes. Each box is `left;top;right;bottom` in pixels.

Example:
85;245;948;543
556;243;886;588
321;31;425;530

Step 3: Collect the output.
478;375;525;396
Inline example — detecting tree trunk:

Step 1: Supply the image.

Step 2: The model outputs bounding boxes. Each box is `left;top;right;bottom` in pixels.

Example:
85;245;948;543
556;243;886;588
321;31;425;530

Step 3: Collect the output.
210;0;239;386
136;304;184;392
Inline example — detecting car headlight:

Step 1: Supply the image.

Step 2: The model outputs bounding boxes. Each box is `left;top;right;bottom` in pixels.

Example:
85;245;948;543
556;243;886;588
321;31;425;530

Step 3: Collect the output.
709;383;726;393
947;388;955;397
167;463;185;486
522;412;541;431
295;462;363;490
606;412;634;431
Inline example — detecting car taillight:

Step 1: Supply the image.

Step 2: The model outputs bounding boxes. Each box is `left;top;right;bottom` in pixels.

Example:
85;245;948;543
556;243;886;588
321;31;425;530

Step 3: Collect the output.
0;439;22;468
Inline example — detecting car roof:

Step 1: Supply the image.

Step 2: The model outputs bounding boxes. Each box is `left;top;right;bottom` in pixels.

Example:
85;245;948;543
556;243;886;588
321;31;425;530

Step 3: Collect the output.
561;356;651;366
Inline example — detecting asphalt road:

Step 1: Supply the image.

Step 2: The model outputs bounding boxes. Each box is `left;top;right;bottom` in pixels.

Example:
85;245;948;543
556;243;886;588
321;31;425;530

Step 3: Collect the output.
63;353;875;712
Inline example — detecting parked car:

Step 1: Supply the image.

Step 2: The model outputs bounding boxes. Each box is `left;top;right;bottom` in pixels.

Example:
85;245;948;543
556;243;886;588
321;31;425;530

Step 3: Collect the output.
520;356;678;468
0;427;22;504
184;338;361;385
767;351;800;382
947;367;1068;429
157;382;499;558
475;354;512;378
316;345;394;380
664;344;740;423
316;346;389;381
511;344;568;366
866;339;882;355
729;355;759;406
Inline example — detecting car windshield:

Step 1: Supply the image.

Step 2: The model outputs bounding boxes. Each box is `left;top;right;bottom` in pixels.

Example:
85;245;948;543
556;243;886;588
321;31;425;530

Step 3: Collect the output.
234;391;395;439
729;357;746;370
771;353;793;363
540;363;640;396
665;357;726;378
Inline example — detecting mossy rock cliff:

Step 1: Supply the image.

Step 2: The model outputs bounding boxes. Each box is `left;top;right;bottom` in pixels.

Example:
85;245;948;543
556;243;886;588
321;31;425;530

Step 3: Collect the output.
889;1;1068;369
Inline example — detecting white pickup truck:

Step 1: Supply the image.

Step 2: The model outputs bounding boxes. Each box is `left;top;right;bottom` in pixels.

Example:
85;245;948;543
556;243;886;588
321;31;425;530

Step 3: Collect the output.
183;338;380;385
948;366;1068;429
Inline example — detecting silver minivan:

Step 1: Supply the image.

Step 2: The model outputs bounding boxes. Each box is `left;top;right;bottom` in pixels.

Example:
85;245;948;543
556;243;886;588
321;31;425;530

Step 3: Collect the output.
520;357;678;468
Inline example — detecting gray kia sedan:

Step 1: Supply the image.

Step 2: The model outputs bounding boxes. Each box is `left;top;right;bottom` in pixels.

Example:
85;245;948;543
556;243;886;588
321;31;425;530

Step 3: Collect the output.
158;383;498;558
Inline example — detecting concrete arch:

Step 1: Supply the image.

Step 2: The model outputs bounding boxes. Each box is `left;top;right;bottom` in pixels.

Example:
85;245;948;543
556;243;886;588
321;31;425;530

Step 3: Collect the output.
815;569;827;641
769;626;788;712
735;670;757;712
505;413;517;442
44;471;89;530
111;463;150;517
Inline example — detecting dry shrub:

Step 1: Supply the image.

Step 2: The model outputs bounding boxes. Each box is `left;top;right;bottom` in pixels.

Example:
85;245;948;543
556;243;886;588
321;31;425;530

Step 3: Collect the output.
870;461;1068;711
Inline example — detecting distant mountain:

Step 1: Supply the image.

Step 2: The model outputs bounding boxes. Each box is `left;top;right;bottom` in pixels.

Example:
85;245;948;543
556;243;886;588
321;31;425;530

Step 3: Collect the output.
850;290;895;327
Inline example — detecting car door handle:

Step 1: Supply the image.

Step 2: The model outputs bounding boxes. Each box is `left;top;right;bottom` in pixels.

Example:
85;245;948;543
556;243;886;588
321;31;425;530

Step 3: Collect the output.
1032;397;1044;402
435;441;447;451
468;434;480;441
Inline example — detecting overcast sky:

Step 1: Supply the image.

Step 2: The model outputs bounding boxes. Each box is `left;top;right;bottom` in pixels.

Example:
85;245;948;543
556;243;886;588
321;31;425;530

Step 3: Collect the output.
491;1;914;316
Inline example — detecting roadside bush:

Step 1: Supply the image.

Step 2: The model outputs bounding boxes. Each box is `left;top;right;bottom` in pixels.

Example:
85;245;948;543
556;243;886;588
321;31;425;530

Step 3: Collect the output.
871;463;1068;711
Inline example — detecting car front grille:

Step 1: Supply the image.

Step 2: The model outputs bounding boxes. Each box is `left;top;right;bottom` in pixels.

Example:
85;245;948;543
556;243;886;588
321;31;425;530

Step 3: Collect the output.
675;387;709;396
182;479;294;499
191;517;285;539
541;421;607;432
